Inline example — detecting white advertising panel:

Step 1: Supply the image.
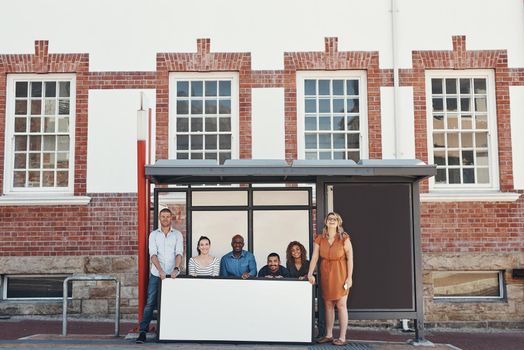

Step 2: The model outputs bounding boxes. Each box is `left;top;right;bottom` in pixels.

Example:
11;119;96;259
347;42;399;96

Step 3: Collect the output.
159;278;313;342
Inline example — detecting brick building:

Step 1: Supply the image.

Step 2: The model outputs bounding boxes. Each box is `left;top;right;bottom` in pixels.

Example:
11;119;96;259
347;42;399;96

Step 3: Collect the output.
0;0;522;328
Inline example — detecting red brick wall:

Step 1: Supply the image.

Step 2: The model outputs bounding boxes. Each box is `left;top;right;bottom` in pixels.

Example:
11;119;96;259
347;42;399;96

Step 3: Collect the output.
421;194;524;253
0;41;89;195
0;194;138;256
0;37;523;258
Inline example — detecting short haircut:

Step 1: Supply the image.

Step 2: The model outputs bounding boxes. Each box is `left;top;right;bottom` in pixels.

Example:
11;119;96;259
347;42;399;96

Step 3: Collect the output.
159;208;173;215
267;252;280;261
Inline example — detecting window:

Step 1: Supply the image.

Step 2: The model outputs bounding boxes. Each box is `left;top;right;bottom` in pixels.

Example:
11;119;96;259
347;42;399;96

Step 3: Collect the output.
426;70;498;190
4;74;75;194
169;73;238;164
433;271;504;300
2;275;72;300
297;71;368;161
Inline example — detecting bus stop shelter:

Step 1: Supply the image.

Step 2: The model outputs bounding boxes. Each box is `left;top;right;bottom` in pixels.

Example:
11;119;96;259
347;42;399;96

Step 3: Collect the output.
145;159;436;343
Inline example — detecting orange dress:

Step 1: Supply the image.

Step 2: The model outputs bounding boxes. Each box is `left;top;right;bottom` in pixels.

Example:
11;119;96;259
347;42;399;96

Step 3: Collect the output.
314;233;350;301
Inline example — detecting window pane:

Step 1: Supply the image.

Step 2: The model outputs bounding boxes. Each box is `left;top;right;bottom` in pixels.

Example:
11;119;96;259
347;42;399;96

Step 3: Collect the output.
318;80;330;95
433;133;445;148
447;133;459;148
219;100;231;114
205;100;217;114
14;117;27;132
305;80;316;95
29;136;41;151
448;150;460;165
461;133;473;148
433;115;444;130
205;135;217;149
432;98;443;112
434;151;446;165
333;99;344;113
59;82;70;97
219;117;231;132
57;136;69;151
332;80;344;95
43;135;56;151
333;134;345;149
305;99;316;113
436;169;446;183
477;168;489;184
45;82;56;97
433;271;501;298
177;81;189;97
347;80;358;95
205;152;217;160
446;98;457;112
191;81;203;96
191;135;203;150
333;151;345;159
305;152;317;160
177;100;189;114
333;116;344;131
462;150;474;165
6;276;72;299
347;116;359;130
191;117;203;132
58;100;70;115
305;134;317;149
218;152;231;165
475;114;487;129
177;152;189;160
476;151;488;166
14;153;26;169
191;100;203;114
45;99;56;115
459;79;470;94
474;79;486;94
447;114;458;129
43;171;54;187
463;168;475;183
16;82;28;97
15;100;27;115
475;98;487;112
15;136;27;151
31;82;42;97
177;118;189;132
30;117;41;132
56;171;68;187
347;134;359;149
461;115;472;129
305;116;316;131
44;117;56;133
449;168;460;183
319;116;330;130
43;153;55;169
28;171;40;187
475;132;488;147
31;100;41;115
347;151;359;162
347;99;359;113
219;81;231;97
219;135;231;150
319;134;331;149
431;79;443;94
319;99;330;113
319;151;331;160
205;81;217;96
177;135;189;150
205;117;217;132
13;171;26;187
445;79;457;94
56;153;69;169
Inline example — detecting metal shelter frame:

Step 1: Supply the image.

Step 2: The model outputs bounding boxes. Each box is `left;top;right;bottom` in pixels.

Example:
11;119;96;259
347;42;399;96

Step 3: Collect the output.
145;159;436;343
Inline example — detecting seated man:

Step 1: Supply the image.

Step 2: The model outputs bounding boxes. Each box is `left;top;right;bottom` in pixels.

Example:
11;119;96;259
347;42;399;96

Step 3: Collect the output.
258;252;290;278
219;234;257;279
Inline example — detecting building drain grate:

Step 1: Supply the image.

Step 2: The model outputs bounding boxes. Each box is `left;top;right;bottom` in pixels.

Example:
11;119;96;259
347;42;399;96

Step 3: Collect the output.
310;342;375;350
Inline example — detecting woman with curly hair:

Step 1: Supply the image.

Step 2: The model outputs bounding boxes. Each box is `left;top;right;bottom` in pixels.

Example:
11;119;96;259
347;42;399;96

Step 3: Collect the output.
307;212;354;346
285;241;310;279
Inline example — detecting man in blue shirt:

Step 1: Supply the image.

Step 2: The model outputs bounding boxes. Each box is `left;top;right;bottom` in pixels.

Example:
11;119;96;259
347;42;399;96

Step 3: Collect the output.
219;235;257;279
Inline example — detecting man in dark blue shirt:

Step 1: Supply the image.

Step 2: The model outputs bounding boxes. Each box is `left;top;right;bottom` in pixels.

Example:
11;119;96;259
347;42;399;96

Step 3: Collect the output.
258;252;289;278
219;235;257;279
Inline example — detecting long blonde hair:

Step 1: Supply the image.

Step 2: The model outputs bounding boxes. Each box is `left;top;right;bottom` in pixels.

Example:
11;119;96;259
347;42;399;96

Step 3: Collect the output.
321;212;346;240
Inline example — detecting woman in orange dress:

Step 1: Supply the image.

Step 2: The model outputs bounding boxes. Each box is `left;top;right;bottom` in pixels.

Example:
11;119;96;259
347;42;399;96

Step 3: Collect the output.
308;212;354;346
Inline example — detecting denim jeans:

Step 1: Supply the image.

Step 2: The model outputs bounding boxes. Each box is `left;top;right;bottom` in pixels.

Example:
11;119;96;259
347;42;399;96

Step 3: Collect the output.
139;274;160;332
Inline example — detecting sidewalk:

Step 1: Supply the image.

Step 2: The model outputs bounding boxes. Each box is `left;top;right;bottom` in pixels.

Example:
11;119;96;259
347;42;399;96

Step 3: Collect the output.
0;317;523;350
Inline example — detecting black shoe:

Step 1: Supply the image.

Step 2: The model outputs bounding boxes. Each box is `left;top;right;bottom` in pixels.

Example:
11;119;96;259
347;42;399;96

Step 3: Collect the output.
135;331;146;344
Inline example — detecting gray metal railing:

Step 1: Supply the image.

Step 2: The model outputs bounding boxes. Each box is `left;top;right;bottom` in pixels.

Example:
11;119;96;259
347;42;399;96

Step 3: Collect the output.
62;275;121;336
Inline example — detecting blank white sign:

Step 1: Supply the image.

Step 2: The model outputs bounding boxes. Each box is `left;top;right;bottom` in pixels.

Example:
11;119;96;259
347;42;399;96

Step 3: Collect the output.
159;278;313;343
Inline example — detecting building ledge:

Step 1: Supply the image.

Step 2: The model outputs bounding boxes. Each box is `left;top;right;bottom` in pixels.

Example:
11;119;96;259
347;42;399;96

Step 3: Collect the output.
421;191;521;203
0;195;91;206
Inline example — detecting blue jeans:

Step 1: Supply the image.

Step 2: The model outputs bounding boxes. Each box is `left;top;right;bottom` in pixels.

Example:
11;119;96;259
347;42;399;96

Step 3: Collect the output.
139;274;160;332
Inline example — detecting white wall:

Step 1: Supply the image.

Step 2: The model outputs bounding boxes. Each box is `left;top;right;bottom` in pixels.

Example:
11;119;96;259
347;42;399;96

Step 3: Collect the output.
87;89;155;193
1;0;522;71
510;87;524;190
252;88;285;159
380;87;415;159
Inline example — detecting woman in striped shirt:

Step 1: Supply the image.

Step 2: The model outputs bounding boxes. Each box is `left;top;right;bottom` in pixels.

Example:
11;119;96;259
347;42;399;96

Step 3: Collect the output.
188;236;220;277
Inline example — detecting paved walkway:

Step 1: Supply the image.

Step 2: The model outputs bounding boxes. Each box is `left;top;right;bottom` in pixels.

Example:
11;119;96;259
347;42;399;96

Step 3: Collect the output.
0;318;523;350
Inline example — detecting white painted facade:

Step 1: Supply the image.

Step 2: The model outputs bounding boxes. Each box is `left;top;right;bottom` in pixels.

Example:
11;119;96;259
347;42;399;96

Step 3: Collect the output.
1;0;523;193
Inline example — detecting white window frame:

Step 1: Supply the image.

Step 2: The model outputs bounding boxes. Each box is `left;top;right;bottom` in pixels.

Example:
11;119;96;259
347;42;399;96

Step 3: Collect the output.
2;274;72;301
433;270;505;301
3;74;76;195
168;72;239;162
425;70;499;192
296;71;369;161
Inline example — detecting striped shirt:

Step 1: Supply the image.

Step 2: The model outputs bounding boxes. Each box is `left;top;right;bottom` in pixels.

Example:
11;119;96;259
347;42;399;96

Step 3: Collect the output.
188;256;220;277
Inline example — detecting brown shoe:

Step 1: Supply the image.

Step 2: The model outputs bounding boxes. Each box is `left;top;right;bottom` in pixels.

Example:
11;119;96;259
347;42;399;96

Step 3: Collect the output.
317;336;334;343
332;338;347;346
